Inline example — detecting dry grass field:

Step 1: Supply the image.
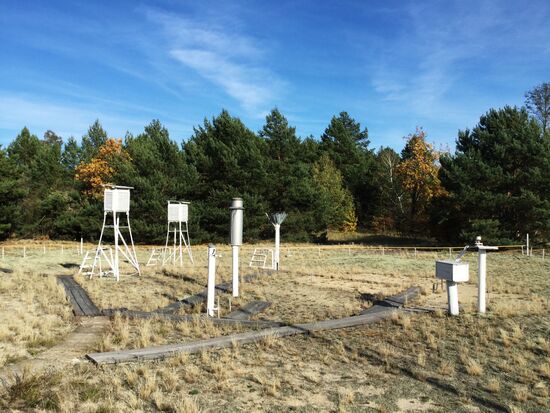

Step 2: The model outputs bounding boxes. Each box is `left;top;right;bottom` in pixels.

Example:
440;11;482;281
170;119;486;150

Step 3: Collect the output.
0;241;548;412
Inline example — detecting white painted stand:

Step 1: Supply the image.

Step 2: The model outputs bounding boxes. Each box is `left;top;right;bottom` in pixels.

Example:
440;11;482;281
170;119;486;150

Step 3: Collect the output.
274;223;280;271
436;259;469;316
89;186;140;281
230;198;244;298
447;281;459;316
232;245;239;297
475;237;498;314
207;244;218;317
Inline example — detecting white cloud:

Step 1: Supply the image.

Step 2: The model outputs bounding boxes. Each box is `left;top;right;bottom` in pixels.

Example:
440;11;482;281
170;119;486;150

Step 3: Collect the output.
145;8;281;115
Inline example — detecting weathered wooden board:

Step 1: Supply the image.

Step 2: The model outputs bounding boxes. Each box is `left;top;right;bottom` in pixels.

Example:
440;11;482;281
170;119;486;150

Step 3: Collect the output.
226;301;271;320
86;287;421;364
102;308;280;328
57;275;101;317
359;287;421;315
156;274;262;314
87;326;303;364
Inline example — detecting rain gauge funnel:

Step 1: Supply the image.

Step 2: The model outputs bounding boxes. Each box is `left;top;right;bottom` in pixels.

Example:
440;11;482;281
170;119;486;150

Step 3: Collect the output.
267;212;287;271
230;198;244;297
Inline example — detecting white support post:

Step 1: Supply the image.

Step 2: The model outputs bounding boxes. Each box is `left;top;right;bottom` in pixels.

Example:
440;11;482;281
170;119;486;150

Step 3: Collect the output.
232;245;239;297
230;198;244;298
274;224;280;271
526;233;530;257
23;246;26;258
1;247;4;260
80;238;83;256
447;281;459;316
114;214;120;282
478;249;487;314
207;244;217;317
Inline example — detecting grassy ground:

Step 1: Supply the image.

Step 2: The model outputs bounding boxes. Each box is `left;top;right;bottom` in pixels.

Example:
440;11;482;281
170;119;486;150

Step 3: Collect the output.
0;241;548;412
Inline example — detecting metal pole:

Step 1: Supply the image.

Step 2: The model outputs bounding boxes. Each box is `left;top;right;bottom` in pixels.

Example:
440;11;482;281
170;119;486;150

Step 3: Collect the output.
526;233;530;257
232;245;239;296
478;249;487;314
207;244;217;317
23;246;26;258
80;238;83;255
274;224;280;271
230;198;244;298
447;281;459;316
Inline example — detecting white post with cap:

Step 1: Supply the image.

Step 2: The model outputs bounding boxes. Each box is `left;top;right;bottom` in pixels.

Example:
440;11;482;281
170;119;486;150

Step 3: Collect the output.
230;198;244;298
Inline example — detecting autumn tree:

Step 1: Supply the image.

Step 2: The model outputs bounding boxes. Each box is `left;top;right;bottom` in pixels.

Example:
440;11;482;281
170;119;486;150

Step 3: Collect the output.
372;147;404;232
75;138;130;197
397;128;444;232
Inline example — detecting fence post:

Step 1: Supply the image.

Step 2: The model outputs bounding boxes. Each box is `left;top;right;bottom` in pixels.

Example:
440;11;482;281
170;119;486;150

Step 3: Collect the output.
318;246;321;258
542;248;545;261
449;247;452;259
61;245;64;255
43;244;46;255
414;248;417;259
23;246;26;258
1;247;4;260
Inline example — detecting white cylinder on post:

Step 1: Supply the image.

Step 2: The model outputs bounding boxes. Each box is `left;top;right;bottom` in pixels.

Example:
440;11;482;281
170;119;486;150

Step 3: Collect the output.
447;281;459;316
230;198;244;298
207;244;217;317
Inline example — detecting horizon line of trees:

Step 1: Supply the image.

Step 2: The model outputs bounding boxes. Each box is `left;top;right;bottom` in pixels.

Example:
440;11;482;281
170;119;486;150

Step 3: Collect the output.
0;82;549;246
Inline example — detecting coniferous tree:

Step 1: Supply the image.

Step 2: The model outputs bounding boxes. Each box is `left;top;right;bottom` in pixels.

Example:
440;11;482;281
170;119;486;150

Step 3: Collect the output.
319;112;376;224
184;110;269;242
259;109;322;239
80;120;108;162
435;106;550;243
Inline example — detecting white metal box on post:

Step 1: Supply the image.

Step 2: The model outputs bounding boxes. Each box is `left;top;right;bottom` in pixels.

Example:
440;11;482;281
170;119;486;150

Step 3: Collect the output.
436;259;470;316
435;261;469;282
104;188;130;213
167;202;189;223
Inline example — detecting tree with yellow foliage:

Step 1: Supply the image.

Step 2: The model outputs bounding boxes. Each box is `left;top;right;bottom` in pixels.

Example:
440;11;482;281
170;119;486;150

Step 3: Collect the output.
75;138;130;197
396;128;444;232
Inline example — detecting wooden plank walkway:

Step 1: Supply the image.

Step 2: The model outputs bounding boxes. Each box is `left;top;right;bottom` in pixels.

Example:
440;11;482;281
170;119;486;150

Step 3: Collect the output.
101;308;281;329
155;274;262;314
57;275;101;317
86;286;421;364
226;300;271;320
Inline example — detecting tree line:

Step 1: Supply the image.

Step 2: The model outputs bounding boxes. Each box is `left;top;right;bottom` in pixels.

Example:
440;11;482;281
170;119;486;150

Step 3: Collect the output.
0;82;549;245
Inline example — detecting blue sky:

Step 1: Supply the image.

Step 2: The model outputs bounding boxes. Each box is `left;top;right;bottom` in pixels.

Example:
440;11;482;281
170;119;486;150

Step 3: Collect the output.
1;0;549;151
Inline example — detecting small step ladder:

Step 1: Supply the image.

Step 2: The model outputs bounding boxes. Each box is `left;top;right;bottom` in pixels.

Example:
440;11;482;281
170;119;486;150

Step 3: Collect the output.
78;250;94;275
146;248;164;266
249;248;273;269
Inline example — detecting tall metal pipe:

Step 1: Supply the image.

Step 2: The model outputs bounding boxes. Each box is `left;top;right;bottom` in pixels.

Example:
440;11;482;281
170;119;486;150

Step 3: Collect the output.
230;198;244;297
478;249;487;313
274;224;281;271
207;244;217;317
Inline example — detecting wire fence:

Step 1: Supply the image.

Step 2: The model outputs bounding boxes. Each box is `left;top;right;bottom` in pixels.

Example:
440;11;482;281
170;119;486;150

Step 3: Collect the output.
0;240;545;262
